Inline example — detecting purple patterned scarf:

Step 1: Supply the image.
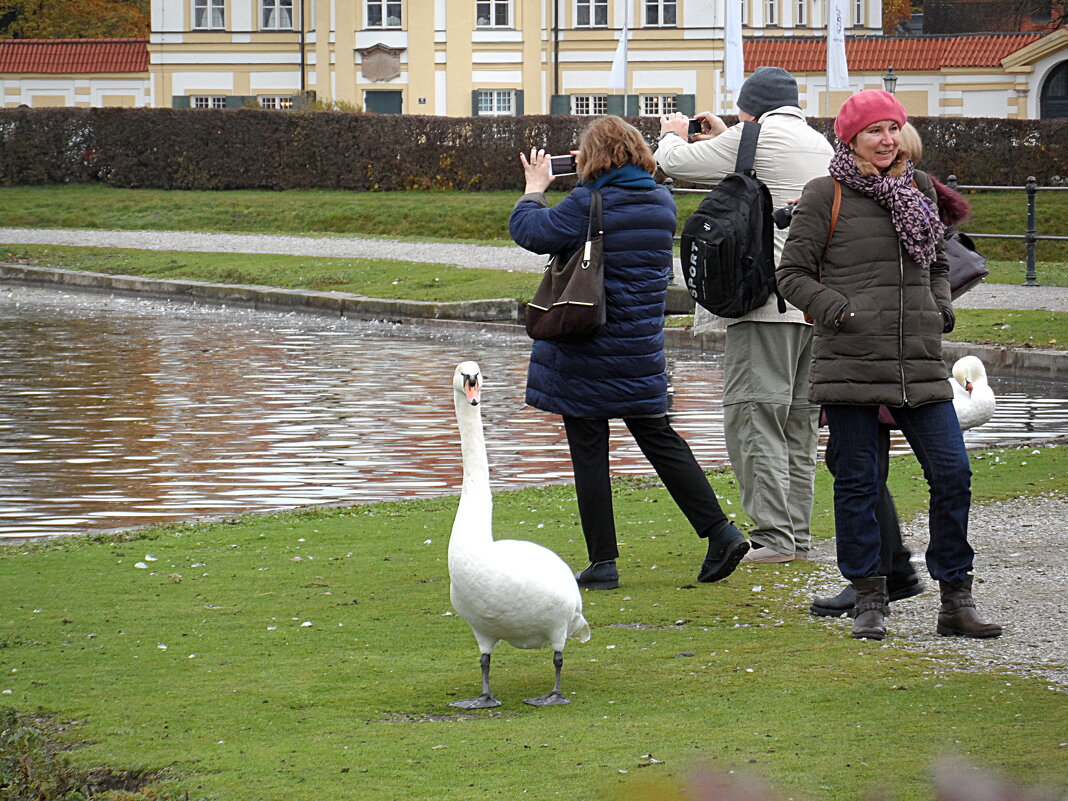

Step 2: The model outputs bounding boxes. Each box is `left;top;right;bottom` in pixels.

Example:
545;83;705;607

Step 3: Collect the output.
828;144;945;267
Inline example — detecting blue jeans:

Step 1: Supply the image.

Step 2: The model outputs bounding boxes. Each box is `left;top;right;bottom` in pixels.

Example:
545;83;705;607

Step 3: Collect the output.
822;402;974;585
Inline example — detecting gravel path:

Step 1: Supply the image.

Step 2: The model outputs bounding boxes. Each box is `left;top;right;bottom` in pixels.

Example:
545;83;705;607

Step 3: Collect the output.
802;488;1068;691
2;227;1068;311
0;227;550;272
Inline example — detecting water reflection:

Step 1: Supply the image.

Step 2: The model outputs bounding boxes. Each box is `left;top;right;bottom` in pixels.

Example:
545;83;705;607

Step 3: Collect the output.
2;285;1067;541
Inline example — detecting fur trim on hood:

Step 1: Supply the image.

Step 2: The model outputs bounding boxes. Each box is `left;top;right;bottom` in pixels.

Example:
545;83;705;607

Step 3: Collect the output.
932;176;971;227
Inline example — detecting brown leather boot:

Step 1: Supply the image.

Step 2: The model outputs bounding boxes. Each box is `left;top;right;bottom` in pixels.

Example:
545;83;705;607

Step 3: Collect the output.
851;576;888;640
937;577;1002;638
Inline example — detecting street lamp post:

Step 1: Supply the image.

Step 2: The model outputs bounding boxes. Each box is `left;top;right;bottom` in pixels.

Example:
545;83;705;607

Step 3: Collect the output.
883;65;898;94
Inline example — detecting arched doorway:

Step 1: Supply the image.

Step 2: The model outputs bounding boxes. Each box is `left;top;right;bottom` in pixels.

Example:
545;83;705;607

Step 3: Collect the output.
1040;60;1068;118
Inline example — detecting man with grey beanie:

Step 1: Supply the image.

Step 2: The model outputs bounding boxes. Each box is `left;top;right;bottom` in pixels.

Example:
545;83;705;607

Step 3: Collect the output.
655;66;833;565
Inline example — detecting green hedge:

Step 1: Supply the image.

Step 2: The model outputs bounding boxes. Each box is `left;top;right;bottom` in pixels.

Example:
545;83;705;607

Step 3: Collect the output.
0;107;1064;190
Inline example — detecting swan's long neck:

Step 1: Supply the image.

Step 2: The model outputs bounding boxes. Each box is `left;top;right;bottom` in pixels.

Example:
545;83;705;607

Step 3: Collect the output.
453;392;493;548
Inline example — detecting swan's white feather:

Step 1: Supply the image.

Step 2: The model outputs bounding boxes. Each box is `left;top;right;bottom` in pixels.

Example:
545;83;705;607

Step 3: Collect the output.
950;355;995;431
448;361;590;658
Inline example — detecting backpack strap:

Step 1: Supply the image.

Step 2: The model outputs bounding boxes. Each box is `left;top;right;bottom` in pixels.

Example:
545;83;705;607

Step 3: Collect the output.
733;121;761;174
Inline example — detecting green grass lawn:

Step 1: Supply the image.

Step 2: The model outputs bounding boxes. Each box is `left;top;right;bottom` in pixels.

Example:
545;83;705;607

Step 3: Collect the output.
0;243;542;303
2;444;1067;801
1;184;1065;265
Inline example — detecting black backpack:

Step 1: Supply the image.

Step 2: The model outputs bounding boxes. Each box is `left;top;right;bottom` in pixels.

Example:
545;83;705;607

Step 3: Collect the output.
679;121;783;318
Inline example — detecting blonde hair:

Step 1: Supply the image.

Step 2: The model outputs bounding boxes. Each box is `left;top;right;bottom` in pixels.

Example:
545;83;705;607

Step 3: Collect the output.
576;116;656;182
898;121;923;162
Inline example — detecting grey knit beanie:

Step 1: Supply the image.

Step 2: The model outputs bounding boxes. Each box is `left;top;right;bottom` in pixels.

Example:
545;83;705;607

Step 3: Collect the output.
737;66;799;117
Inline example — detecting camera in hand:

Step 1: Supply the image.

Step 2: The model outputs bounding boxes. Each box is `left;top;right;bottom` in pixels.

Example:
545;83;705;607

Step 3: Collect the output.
549;154;577;177
687;118;703;139
772;201;797;229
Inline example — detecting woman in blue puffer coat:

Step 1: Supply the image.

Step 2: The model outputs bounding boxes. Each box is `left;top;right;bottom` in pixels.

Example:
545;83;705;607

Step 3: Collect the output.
509;115;749;591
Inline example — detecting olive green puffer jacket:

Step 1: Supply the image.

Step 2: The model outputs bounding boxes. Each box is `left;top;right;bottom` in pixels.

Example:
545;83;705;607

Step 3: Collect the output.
776;168;952;407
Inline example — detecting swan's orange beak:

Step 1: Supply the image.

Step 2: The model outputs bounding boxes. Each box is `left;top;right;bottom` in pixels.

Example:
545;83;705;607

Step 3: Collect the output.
965;381;974;394
463;373;481;406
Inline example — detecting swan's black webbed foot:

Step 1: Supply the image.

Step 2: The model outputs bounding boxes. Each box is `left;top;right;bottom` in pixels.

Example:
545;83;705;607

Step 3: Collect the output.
522;691;570;706
448;693;501;710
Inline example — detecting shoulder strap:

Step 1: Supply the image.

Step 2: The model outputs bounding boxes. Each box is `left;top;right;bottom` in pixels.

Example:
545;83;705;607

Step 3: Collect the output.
586;188;603;240
733;121;761;174
822;178;841;261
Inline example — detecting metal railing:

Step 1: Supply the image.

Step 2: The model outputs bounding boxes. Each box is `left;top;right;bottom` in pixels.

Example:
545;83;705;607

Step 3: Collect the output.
944;177;1068;286
664;176;1068;287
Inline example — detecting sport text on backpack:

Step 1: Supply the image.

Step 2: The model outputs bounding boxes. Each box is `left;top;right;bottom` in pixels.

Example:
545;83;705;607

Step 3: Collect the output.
679;121;784;318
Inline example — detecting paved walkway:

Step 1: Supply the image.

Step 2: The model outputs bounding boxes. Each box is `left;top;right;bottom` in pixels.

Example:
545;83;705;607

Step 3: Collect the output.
2;227;1067;312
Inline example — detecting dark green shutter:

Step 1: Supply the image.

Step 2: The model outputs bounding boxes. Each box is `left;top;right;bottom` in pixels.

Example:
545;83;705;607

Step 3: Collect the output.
676;94;695;116
515;89;524;116
550;94;570;114
606;95;625;116
172;96;191;109
625;94;638;116
472;90;480;116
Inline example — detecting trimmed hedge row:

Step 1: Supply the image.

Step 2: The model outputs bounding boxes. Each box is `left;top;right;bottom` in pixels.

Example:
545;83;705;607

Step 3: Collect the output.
1;107;1065;190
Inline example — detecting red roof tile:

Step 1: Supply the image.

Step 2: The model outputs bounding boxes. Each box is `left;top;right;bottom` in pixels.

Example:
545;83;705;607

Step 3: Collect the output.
0;38;148;74
745;33;1044;72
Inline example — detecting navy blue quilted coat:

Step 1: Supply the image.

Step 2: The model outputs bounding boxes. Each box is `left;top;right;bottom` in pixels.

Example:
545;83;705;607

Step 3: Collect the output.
510;177;677;419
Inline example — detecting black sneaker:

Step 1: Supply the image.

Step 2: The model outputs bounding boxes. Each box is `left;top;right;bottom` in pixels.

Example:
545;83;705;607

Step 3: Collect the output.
575;560;620;590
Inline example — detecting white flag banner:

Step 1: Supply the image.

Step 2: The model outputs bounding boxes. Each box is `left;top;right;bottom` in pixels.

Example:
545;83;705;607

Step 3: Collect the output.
827;0;850;88
608;22;628;90
724;0;743;92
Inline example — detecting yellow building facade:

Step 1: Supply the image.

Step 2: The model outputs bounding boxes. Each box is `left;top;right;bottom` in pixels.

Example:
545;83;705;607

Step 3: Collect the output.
2;2;1061;118
148;0;889;116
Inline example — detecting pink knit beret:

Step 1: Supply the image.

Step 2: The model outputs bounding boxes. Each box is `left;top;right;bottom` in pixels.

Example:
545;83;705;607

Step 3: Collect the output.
833;90;908;145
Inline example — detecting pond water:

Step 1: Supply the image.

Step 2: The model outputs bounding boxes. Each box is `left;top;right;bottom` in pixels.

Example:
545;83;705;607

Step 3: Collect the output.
2;284;1067;541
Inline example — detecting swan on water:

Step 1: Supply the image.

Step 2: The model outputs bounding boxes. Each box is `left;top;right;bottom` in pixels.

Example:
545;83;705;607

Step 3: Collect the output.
448;361;590;709
950;355;995;431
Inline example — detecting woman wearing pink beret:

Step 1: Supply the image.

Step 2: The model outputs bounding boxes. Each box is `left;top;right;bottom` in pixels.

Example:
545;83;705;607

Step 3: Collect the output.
776;90;1001;642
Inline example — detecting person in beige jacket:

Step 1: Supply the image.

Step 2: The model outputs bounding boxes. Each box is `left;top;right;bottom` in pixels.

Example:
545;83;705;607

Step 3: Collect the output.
655;67;833;563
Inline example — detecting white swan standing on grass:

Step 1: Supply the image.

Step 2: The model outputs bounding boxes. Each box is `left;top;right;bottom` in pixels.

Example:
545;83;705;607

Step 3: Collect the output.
447;361;590;709
950;356;996;431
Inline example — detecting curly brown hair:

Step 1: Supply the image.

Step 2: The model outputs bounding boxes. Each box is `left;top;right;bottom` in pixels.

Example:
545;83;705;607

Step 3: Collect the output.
576;116;656;182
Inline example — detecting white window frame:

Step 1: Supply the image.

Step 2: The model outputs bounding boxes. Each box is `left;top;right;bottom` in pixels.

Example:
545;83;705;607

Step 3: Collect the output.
366;0;403;28
192;95;227;109
571;94;608;115
643;0;677;26
261;0;294;30
853;0;865;26
476;0;512;27
476;89;515;116
740;0;749;26
640;94;677;116
766;0;778;24
192;0;225;30
575;0;608;27
796;0;807;25
259;95;294;110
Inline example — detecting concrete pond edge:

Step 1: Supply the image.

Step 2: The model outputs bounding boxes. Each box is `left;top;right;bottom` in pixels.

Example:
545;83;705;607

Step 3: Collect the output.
2;262;1065;384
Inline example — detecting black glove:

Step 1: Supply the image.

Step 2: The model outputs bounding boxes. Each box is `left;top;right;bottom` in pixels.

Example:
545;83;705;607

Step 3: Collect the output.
940;307;956;334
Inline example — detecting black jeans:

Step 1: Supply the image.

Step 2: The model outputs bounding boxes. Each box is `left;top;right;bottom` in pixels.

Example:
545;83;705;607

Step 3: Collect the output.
563;415;729;563
825;422;916;585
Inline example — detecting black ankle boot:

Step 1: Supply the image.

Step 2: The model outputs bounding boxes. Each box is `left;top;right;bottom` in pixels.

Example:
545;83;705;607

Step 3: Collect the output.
851;576;888;640
937;576;1002;638
811;573;925;618
697;522;750;583
575;560;619;590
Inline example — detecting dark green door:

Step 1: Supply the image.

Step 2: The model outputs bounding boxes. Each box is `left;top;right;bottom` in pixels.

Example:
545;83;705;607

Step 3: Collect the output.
364;90;403;114
1040;61;1068;119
